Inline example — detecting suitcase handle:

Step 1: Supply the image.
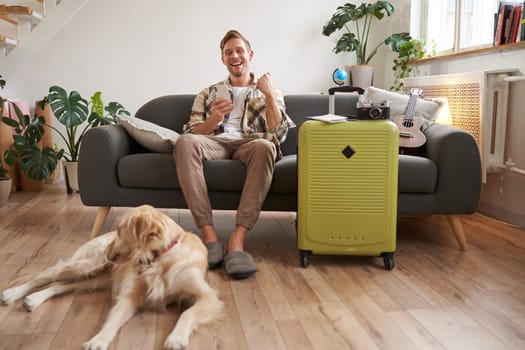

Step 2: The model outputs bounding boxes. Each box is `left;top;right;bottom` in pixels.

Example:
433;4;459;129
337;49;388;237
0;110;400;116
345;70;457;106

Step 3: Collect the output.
328;86;364;96
328;86;364;115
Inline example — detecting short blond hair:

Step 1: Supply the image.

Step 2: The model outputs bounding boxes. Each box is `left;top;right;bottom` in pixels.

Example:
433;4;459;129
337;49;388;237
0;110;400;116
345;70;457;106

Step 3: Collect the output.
220;30;251;53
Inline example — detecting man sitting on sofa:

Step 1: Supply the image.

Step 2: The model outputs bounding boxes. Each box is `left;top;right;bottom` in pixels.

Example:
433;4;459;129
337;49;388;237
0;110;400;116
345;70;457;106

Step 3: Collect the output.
174;29;295;279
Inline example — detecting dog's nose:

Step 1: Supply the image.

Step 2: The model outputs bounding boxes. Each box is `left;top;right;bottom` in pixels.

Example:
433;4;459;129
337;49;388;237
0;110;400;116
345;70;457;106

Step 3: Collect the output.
139;258;150;265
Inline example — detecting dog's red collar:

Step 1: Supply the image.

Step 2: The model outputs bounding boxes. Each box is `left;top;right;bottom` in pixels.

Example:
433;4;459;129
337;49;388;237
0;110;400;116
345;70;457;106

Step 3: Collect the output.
166;239;179;252
154;239;179;261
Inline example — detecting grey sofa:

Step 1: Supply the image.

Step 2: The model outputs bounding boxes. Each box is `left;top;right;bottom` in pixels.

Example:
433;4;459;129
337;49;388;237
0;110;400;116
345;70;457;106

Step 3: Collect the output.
79;94;481;250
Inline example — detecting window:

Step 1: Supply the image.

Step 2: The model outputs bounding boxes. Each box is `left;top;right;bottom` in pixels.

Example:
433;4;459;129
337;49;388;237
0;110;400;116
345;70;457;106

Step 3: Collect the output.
412;0;501;54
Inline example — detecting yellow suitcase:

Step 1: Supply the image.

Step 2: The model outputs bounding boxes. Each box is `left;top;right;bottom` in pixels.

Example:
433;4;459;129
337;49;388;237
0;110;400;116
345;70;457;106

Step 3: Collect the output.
297;119;399;270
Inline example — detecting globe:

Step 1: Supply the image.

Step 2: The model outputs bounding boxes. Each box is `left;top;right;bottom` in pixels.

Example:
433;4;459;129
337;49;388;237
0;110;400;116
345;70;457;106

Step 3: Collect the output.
332;68;348;86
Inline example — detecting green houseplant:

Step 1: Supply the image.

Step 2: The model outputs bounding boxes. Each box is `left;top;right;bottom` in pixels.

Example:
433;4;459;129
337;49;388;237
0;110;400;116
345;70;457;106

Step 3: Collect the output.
1;75;62;187
390;38;435;91
1;102;63;181
46;85;129;193
322;1;411;64
322;1;411;87
47;86;130;162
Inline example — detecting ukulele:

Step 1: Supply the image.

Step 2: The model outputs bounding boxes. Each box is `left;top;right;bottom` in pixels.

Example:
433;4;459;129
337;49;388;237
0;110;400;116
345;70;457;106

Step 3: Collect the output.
392;88;426;148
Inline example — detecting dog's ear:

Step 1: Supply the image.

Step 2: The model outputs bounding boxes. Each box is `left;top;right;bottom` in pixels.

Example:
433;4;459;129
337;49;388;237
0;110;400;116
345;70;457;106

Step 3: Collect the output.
132;215;157;243
118;211;145;242
107;214;139;262
117;209;136;234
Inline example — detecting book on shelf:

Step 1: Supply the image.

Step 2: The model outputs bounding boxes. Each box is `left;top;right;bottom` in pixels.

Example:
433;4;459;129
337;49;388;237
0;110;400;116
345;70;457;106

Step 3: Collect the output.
512;4;522;42
494;1;524;45
521;1;525;41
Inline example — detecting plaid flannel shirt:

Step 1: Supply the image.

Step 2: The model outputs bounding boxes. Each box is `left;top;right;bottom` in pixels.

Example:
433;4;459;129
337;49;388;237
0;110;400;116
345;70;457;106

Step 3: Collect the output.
183;74;295;158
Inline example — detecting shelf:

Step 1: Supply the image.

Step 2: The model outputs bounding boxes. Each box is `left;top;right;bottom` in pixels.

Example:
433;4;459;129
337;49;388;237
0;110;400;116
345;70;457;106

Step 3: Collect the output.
414;41;525;65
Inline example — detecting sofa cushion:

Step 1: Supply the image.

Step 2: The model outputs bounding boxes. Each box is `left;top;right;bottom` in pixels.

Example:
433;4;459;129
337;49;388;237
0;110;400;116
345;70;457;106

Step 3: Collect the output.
203;160;246;191
118;153;180;189
118;155;246;191
398;154;437;193
204;156;297;194
117;152;436;195
117;115;179;154
118;153;298;194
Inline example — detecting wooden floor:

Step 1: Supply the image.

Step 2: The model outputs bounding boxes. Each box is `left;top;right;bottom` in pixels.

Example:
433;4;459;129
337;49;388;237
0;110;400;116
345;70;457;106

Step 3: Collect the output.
1;182;525;350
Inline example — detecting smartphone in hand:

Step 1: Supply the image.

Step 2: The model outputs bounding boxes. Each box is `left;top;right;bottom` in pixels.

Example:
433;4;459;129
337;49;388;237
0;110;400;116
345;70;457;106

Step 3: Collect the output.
213;84;230;101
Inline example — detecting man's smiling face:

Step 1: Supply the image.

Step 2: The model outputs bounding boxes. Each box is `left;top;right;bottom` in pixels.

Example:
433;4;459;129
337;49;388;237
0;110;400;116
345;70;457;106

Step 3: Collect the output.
221;38;253;79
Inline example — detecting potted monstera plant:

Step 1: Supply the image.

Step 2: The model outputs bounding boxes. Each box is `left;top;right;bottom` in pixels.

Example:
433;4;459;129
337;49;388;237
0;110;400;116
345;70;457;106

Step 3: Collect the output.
322;1;411;88
1;101;63;189
46;85;129;193
0;75;62;192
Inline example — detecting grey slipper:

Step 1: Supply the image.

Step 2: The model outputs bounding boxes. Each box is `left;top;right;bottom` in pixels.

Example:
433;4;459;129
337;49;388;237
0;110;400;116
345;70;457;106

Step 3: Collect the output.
224;251;256;279
205;242;224;269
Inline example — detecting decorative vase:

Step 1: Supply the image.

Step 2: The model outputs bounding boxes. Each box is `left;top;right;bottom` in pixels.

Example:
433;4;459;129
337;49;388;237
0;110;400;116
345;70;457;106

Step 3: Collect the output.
0;178;12;206
63;160;79;194
349;65;374;89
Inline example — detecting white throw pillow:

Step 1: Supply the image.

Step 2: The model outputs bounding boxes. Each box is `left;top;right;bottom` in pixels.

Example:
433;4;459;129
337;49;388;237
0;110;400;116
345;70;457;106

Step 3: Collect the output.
117;115;179;153
364;87;446;130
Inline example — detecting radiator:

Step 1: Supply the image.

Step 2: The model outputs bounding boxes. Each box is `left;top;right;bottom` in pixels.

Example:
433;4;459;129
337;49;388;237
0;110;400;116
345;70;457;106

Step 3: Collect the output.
404;69;520;183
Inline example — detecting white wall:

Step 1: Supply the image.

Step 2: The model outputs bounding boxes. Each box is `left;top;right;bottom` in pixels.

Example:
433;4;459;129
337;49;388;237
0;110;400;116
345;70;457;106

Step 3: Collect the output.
2;0;371;114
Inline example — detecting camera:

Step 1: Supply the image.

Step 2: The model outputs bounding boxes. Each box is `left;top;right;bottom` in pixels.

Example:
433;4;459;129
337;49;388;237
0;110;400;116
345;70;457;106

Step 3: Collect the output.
356;100;390;120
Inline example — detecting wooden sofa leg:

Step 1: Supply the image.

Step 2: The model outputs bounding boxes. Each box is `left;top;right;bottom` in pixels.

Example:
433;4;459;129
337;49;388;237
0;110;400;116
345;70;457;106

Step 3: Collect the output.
446;215;468;251
90;207;111;239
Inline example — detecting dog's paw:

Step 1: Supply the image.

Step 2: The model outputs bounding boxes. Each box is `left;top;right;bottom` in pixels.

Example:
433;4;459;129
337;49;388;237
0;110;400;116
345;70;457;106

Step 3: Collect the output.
23;295;41;312
83;336;110;350
0;288;22;305
164;334;188;350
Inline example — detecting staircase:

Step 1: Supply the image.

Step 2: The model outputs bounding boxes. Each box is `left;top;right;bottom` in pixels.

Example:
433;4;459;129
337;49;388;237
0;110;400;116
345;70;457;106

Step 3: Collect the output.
0;0;88;77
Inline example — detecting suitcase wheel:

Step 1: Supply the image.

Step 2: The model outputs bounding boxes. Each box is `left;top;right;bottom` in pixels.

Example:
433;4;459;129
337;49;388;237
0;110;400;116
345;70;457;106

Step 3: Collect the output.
299;250;311;268
382;252;395;271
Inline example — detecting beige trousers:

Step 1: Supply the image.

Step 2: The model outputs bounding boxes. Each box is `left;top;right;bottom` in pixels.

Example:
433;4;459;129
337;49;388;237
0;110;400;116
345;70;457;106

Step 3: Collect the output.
174;134;277;230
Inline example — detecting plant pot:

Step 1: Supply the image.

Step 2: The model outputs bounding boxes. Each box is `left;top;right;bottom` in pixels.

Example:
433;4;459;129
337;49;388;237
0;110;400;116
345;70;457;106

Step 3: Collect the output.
63;160;79;194
349;65;374;89
20;173;45;192
0;177;12;206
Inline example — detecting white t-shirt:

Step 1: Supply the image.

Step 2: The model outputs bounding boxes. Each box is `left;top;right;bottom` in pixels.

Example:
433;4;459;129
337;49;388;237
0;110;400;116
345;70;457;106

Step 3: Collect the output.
220;86;249;139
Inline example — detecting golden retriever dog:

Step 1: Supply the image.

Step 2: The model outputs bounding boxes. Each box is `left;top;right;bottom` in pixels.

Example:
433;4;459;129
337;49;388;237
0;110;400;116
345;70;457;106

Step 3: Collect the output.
0;205;223;350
